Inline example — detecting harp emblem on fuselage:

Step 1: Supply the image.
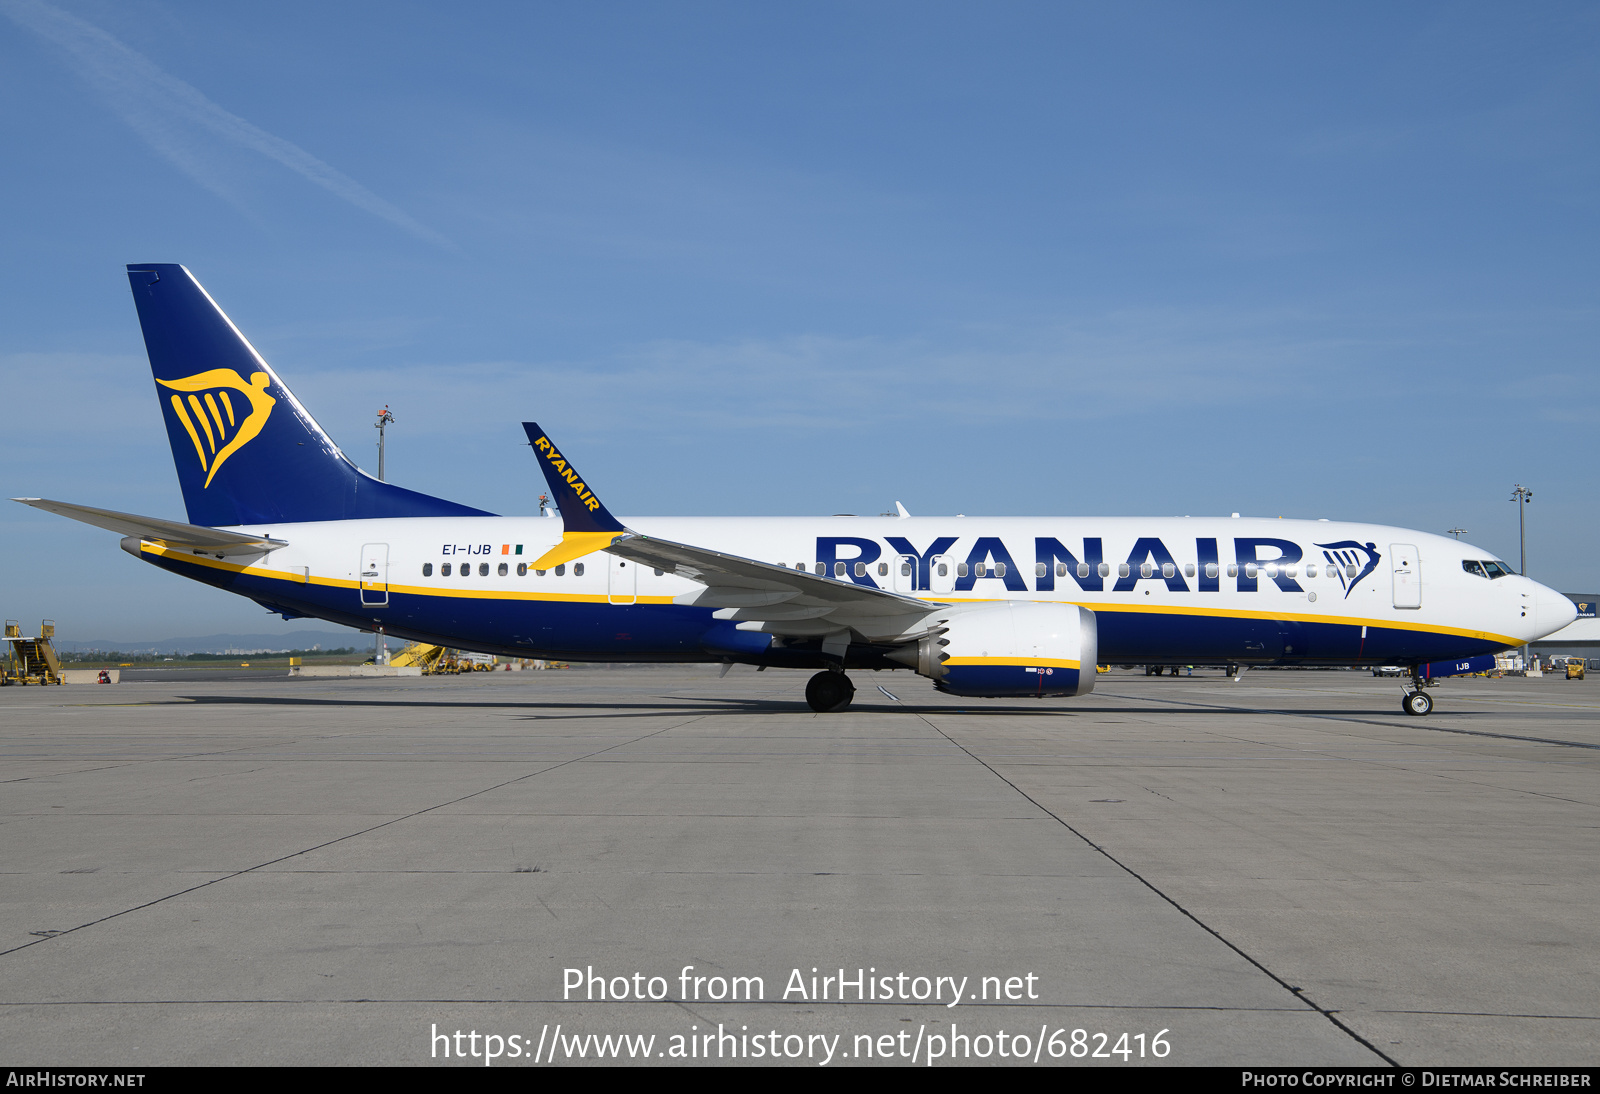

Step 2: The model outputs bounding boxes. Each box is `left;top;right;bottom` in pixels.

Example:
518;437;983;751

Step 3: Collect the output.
156;369;277;487
1316;540;1380;599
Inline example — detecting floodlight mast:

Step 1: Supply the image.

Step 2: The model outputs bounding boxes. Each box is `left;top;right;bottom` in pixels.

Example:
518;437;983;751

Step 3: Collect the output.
1510;484;1534;671
375;406;396;481
1510;484;1533;575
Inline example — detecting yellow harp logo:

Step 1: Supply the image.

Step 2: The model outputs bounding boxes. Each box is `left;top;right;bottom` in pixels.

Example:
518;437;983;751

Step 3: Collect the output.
157;370;277;488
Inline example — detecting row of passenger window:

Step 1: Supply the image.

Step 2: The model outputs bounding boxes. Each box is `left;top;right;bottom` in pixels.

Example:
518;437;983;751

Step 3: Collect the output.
422;558;1361;582
1030;560;1359;580
424;561;580;578
812;561;1022;578
421;562;672;579
807;560;1361;580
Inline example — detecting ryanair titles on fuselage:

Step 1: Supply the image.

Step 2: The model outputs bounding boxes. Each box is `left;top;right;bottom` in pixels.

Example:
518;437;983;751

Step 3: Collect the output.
413;521;1401;601
800;533;1378;596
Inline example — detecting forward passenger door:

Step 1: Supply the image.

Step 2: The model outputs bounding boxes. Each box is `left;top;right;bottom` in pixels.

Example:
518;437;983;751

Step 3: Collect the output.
1390;544;1421;609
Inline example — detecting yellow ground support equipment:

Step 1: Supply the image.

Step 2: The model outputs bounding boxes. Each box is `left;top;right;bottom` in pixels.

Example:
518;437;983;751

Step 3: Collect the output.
1567;658;1586;681
3;620;63;685
387;643;492;675
391;642;447;673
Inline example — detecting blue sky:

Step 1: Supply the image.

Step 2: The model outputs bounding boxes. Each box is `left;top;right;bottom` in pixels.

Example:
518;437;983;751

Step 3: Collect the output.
2;1;1596;639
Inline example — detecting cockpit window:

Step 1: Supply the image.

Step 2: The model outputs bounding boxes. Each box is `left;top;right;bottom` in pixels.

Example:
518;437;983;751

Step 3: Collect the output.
1462;560;1487;578
1482;560;1514;579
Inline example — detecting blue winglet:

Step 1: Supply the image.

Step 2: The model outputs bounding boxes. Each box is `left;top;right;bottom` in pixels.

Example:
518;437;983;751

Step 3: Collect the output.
521;423;625;534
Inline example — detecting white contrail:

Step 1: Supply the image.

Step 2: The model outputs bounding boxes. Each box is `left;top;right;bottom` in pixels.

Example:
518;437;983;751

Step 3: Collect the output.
2;0;453;249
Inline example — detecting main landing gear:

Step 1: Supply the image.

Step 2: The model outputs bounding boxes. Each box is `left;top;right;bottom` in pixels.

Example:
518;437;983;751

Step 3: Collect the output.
1401;669;1434;716
805;670;855;713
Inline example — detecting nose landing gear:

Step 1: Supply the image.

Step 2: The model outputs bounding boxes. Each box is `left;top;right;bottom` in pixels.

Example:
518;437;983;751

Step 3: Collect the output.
805;670;855;713
1401;668;1435;716
1401;689;1434;716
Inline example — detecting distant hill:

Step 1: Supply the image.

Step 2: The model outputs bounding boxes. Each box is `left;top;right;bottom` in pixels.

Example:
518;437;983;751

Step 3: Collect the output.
53;628;370;654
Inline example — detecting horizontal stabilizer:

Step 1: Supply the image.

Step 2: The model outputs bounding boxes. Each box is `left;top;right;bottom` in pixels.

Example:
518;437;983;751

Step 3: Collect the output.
13;497;287;556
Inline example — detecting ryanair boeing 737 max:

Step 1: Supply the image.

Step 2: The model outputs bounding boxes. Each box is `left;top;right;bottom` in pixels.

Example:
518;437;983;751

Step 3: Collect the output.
14;265;1577;713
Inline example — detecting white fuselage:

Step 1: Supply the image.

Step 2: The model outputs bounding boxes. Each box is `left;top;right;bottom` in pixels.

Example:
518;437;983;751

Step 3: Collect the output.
136;514;1573;665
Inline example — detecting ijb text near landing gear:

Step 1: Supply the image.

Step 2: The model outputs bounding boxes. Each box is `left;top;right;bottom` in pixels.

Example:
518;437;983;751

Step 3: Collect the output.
805;671;855;713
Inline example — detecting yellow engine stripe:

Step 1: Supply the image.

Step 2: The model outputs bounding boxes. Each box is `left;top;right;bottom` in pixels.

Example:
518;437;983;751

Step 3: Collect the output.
943;656;1081;670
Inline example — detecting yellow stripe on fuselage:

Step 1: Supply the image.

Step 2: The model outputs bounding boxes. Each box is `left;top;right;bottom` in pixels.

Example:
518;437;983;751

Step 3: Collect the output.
925;595;1521;650
138;543;676;605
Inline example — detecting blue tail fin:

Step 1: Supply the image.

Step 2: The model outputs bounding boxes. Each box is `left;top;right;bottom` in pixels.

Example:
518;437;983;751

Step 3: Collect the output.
126;264;492;526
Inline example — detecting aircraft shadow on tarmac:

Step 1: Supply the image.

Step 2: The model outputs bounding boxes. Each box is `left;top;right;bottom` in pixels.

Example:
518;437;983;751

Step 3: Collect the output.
169;694;1600;748
171;693;1488;720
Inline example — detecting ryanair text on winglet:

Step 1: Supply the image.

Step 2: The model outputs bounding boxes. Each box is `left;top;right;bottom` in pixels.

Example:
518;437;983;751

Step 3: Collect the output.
532;435;603;513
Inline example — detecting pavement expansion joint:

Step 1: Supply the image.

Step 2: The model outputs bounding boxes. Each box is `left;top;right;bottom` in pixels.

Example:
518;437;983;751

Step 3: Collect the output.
906;705;1400;1066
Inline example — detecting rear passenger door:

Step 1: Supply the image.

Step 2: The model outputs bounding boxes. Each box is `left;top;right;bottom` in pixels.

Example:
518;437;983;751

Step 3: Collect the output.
359;543;389;606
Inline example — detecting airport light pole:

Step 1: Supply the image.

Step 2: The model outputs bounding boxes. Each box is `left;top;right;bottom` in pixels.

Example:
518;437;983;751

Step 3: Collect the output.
1447;527;1467;540
1510;484;1532;575
372;407;395;664
1510;484;1534;672
375;406;395;481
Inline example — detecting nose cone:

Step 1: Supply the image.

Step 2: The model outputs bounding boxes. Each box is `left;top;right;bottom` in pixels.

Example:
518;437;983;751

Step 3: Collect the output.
1532;582;1578;641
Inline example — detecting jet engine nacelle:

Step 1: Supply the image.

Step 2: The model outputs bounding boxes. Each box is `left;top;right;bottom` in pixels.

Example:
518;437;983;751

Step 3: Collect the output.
891;602;1097;698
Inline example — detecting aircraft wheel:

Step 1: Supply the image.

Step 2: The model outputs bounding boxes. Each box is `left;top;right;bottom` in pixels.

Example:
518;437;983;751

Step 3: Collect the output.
805;671;855;713
1402;690;1433;716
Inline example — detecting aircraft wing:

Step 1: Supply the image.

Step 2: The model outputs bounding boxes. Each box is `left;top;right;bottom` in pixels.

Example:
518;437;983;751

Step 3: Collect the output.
607;531;939;621
12;497;287;556
521;422;942;639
